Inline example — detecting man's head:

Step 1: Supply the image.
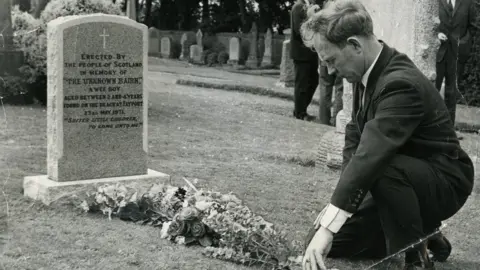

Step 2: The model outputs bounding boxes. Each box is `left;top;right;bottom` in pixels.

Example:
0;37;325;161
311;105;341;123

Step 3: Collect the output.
300;0;378;83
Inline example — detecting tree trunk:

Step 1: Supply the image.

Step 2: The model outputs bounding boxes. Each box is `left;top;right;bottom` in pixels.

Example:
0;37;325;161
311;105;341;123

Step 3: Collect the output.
202;0;209;22
144;0;153;27
237;0;249;33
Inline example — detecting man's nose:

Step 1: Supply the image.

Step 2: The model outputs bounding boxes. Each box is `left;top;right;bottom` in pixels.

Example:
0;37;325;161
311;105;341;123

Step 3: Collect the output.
327;65;336;75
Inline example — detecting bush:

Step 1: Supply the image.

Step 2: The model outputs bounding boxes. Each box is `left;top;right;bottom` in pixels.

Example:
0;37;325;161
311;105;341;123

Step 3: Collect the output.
0;74;33;105
217;51;229;64
206;52;218;66
201;49;212;64
12;0;123;105
459;0;480;106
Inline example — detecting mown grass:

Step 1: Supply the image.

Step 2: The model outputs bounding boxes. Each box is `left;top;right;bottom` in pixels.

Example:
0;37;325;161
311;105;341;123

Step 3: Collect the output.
0;79;478;269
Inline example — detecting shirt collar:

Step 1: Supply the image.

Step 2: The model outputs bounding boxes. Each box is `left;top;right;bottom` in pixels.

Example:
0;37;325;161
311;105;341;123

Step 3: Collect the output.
361;45;383;88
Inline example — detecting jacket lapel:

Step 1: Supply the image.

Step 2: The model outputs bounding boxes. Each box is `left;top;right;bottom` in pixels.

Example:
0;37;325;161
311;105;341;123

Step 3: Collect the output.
440;0;453;16
360;42;395;122
453;0;463;17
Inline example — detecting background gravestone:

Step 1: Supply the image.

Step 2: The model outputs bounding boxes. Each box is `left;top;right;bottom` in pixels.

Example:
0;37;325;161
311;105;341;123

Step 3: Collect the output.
180;33;187;60
277;29;294;88
23;14;169;205
261;28;274;67
245;23;259;68
160;36;172;58
228;37;241;65
148;27;160;57
317;0;440;170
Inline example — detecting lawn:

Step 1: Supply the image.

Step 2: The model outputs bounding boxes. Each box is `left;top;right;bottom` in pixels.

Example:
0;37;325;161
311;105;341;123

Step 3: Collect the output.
0;80;479;270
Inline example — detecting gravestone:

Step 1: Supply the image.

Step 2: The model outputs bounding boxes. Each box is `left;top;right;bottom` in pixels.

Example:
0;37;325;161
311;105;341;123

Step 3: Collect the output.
228;37;241;65
245;23;259;68
23;14;169;205
148;27;160;57
190;44;202;63
317;0;440;170
277;29;294;88
160;36;172;58
179;33;187;60
196;29;203;49
180;32;196;61
0;0;24;75
261;28;274;67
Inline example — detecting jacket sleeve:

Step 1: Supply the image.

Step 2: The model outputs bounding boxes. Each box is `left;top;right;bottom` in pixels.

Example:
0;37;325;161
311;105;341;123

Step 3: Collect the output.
331;79;425;214
341;119;361;173
291;4;306;36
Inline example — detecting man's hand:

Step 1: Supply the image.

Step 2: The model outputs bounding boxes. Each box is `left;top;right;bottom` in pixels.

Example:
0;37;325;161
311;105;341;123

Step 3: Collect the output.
303;226;334;270
306;4;321;18
438;33;448;41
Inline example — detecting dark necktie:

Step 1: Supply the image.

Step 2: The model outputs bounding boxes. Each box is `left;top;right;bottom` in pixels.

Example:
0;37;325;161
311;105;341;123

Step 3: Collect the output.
448;0;454;11
358;83;366;112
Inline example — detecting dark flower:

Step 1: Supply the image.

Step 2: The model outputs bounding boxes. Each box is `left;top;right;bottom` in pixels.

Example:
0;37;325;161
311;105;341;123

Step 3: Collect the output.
167;220;188;237
190;220;206;238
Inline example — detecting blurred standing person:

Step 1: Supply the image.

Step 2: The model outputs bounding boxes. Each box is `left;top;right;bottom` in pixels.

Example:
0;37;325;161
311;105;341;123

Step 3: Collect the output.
435;0;477;134
291;0;319;121
318;61;344;126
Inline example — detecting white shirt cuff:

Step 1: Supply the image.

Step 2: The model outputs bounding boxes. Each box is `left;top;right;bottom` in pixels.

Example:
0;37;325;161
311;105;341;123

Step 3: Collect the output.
319;203;353;233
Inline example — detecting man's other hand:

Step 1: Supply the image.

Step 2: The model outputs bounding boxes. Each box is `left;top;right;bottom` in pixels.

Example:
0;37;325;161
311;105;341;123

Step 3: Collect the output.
303;226;333;270
438;33;448;41
307;4;321;18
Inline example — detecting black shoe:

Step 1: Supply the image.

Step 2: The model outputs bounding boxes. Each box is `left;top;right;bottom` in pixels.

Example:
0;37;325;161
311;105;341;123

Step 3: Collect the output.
404;242;435;270
428;233;452;262
303;114;316;122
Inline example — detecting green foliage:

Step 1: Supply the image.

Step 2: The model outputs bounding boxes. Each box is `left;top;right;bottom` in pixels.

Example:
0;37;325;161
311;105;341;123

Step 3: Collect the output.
201;49;213;64
11;0;123;105
207;52;219;66
0;74;28;98
217;51;229;64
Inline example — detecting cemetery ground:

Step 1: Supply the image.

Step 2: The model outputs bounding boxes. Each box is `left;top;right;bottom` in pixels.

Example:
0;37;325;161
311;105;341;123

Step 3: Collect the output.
0;68;479;270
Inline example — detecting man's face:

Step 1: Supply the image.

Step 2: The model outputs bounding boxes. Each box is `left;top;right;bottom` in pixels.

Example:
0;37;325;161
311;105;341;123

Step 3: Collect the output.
313;35;365;83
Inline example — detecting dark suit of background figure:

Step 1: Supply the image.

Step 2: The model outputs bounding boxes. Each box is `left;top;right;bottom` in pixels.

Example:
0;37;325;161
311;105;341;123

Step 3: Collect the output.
306;42;474;259
290;1;319;119
436;0;477;124
318;62;344;126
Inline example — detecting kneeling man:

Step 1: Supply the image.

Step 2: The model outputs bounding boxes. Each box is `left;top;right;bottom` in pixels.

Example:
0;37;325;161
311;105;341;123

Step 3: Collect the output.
300;1;475;269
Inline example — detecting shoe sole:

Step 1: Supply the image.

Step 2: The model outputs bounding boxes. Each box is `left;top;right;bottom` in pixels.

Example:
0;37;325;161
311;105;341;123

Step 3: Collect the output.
430;237;452;262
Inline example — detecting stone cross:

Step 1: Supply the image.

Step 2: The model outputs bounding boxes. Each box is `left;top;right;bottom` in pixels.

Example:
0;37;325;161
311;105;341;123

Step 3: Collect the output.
196;29;203;48
99;28;109;49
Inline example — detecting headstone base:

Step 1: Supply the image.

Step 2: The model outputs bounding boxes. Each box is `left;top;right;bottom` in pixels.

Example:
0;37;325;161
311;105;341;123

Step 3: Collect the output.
275;81;294;88
245;58;259;69
227;59;238;65
23;169;170;206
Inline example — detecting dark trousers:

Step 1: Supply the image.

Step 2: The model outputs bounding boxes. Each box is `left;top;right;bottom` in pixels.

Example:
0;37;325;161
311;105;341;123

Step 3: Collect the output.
325;155;470;259
318;64;343;125
435;50;458;125
457;60;467;99
293;60;319;119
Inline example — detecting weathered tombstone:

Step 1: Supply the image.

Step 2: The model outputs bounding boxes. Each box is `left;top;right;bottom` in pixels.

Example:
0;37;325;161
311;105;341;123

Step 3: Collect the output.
23;14;169;205
261;28;274;67
148;27;160;57
0;0;24;75
317;0;440;170
179;33;188;60
276;29;294;87
228;37;241;65
160;36;172;58
196;29;203;49
245;23;259;68
190;44;202;63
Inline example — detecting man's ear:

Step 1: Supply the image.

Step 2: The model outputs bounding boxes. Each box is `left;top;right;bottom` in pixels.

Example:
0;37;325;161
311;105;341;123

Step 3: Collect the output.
346;37;362;53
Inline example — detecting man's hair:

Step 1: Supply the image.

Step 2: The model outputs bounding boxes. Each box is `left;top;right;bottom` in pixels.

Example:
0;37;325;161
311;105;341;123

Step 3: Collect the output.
300;0;374;49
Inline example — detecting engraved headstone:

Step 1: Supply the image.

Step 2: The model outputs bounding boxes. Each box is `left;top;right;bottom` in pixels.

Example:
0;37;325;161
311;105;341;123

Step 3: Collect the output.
261;28;274;67
228;37;241;65
160;36;172;58
23;14;169;205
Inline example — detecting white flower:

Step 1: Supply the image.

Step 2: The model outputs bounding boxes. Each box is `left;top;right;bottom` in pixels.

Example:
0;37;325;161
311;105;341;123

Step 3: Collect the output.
160;221;171;239
195;201;214;211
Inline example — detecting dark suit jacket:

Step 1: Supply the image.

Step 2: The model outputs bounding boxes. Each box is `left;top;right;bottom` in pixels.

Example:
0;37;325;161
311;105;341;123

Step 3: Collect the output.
290;2;318;61
437;0;478;63
334;42;474;214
